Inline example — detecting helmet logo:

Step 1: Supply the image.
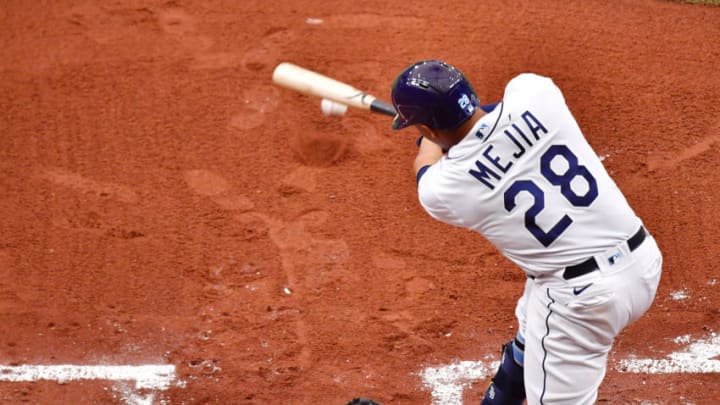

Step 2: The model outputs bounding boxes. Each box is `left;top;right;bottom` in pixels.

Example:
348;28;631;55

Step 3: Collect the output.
458;93;475;115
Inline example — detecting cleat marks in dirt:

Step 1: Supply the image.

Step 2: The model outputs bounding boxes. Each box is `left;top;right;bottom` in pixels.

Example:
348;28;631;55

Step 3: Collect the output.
183;169;347;369
37;168;144;239
40;168;138;204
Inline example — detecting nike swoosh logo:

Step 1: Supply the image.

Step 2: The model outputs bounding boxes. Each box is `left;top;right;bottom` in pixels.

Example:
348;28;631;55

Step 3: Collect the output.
573;283;593;295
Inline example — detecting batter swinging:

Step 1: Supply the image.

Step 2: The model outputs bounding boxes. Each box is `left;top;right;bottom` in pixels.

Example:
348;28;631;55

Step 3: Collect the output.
390;60;663;404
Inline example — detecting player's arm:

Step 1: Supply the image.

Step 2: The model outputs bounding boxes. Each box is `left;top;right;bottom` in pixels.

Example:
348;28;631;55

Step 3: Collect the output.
413;135;444;182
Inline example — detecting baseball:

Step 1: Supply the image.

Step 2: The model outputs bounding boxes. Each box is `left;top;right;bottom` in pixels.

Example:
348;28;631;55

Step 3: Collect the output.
320;98;348;116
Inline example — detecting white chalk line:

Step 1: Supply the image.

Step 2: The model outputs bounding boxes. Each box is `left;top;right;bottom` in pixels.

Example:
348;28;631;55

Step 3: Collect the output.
1;333;717;404
421;333;720;405
420;359;499;405
618;333;720;374
0;364;176;390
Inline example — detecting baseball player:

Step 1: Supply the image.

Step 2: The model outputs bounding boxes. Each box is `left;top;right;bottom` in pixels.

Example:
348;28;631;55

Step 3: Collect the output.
390;60;663;404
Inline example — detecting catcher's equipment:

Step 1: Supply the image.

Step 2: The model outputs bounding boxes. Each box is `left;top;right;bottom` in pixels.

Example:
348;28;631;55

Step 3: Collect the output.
390;59;479;131
345;398;382;405
481;339;526;405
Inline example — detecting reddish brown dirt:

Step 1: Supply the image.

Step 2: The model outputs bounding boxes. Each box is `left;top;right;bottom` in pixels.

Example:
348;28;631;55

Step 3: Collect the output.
1;1;719;404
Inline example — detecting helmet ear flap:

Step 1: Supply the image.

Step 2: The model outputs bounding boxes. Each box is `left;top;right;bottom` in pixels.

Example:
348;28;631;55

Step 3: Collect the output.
392;103;422;130
391;114;406;130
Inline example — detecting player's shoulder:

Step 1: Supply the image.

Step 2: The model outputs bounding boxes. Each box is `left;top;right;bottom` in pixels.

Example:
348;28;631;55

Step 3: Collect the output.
506;72;552;86
417;160;456;200
503;73;564;105
417;165;465;226
417;166;446;213
505;73;560;94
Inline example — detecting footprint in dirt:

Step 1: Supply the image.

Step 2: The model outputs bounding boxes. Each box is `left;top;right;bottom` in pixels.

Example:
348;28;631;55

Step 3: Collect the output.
240;27;296;72
182;168;349;283
182;169;255;211
156;7;213;52
155;5;252;70
66;3;156;45
37;168;144;239
182;168;349;368
371;251;435;301
371;250;439;352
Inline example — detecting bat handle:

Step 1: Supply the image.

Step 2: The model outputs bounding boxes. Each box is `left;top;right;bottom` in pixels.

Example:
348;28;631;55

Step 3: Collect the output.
370;99;396;117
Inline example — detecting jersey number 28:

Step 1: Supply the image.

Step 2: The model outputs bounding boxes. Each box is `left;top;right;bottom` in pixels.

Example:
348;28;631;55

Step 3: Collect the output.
504;145;598;247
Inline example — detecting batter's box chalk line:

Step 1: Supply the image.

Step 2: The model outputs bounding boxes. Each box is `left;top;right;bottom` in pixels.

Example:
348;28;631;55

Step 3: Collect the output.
420;359;500;405
617;333;720;374
0;364;182;405
420;333;719;405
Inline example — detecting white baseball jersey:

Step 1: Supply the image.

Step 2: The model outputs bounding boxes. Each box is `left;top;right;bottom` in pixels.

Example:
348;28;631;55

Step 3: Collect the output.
418;73;642;275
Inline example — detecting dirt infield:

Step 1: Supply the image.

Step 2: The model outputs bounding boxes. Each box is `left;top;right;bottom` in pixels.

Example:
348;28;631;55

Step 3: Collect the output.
1;1;719;403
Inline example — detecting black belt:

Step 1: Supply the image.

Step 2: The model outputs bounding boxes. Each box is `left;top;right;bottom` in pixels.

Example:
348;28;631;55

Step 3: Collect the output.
562;226;648;280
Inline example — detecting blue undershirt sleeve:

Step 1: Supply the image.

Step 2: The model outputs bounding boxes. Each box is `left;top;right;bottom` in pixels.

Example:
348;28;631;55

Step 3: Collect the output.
416;165;431;184
480;103;499;113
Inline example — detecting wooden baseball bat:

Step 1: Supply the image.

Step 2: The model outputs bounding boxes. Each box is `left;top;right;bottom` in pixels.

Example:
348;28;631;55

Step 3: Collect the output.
272;62;396;117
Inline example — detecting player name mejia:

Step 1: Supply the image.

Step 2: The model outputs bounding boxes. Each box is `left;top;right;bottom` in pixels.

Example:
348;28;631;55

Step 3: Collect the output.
469;110;548;190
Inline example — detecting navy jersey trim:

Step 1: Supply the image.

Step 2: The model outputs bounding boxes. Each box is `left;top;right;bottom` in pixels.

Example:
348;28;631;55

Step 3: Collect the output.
483;101;504;142
540;288;555;404
480;102;499;113
416;165;431;184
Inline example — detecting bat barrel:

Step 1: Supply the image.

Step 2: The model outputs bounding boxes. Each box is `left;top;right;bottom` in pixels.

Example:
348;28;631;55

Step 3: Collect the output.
272;62;395;116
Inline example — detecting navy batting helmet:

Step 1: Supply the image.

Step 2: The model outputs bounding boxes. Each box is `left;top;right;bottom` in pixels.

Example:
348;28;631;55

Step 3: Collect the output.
391;60;479;131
